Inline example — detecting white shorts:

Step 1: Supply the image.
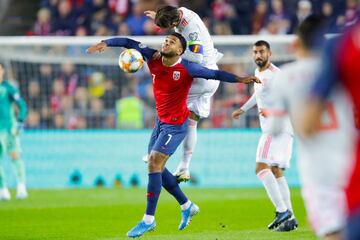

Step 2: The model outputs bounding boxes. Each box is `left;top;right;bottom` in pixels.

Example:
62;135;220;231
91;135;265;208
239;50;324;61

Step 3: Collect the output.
256;132;293;169
301;184;347;237
187;64;220;118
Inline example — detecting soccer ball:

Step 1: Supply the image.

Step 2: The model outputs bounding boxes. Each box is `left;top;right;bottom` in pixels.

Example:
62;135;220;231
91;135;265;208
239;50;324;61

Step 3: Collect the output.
118;49;144;73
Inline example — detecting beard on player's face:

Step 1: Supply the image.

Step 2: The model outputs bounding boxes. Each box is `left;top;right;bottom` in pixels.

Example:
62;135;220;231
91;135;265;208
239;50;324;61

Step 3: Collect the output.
160;50;178;57
255;58;268;68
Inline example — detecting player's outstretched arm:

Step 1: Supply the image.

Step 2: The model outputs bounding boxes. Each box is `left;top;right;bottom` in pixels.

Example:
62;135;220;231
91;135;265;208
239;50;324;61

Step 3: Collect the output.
86;38;157;61
235;76;261;84
86;42;107;54
184;60;261;84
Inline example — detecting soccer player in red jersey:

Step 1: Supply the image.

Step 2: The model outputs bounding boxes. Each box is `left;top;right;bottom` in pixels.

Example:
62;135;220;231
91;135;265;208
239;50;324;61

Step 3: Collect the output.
87;33;260;238
304;21;360;240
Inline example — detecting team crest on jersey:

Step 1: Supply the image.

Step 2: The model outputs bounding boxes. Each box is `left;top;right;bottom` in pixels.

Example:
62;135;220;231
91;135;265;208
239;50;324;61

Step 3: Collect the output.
189;32;198;41
173;71;180;80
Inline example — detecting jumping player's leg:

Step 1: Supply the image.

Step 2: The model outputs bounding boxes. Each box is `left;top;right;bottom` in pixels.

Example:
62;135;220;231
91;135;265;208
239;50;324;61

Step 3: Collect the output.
174;112;199;181
174;72;220;182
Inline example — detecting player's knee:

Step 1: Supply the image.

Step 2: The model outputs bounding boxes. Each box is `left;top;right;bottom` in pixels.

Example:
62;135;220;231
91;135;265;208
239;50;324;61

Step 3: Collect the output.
255;163;269;174
147;154;163;172
271;166;283;178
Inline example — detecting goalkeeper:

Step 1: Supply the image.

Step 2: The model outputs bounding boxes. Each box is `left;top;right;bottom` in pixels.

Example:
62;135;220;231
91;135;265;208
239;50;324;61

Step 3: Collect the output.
0;63;28;200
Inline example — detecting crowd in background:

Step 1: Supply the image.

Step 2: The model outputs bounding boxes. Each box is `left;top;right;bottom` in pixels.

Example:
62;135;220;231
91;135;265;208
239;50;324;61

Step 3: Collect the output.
30;0;359;36
14;0;359;129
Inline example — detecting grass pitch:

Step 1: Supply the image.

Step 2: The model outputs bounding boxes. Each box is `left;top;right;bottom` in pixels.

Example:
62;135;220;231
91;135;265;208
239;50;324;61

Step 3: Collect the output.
0;188;316;240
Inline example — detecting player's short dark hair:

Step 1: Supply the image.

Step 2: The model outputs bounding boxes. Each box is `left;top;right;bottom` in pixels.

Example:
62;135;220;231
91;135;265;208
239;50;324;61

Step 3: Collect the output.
155;5;180;28
297;14;327;50
170;32;187;55
254;40;271;50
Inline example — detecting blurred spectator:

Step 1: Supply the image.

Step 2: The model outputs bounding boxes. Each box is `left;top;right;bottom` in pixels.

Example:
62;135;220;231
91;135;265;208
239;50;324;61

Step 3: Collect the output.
39;64;54;99
251;0;268;34
289;0;313;33
87;98;105;128
268;0;292;34
115;87;144;129
101;79;119;109
88;71;106;98
51;0;77;35
94;24;110;35
32;0;353;37
125;2;148;35
34;8;52;36
117;22;130;35
53;113;66;129
321;1;338;33
336;0;359;30
50;79;65;113
74;87;89;112
58;61;80;96
108;0;130;17
75;114;87;129
40;105;53;128
27;81;42;111
26;110;41;129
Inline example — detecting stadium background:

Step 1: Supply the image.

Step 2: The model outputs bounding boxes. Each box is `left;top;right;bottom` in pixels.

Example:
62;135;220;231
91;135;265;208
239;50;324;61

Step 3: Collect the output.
0;0;354;189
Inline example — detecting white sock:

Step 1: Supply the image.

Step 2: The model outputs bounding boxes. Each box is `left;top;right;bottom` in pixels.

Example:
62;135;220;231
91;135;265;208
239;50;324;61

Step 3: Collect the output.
277;176;294;214
142;214;155;224
177;119;198;170
181;200;192;210
257;169;287;213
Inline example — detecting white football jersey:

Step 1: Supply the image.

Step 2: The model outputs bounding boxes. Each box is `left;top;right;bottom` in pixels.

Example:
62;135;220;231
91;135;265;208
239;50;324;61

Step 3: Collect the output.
175;7;222;66
242;63;293;134
269;58;355;186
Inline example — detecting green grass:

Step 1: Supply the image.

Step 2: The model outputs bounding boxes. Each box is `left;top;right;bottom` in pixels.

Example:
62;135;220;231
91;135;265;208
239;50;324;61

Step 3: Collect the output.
0;188;316;240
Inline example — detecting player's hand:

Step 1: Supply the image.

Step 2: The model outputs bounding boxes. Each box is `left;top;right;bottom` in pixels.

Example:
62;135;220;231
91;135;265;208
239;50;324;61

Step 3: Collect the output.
86;42;107;54
259;109;268;118
152;51;161;60
237;76;261;84
232;109;245;119
144;10;156;20
14;121;24;136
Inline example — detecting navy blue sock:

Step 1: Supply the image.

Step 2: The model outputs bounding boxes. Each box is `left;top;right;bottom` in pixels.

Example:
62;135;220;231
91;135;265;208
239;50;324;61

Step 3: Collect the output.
145;172;162;216
162;168;188;205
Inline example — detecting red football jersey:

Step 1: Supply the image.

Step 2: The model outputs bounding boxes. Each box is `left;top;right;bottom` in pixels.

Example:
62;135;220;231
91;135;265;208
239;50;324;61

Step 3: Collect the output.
147;58;193;125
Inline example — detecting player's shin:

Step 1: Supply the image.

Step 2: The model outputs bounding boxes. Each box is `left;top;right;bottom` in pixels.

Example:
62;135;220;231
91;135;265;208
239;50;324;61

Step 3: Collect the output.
277;176;293;213
144;172;162;224
257;168;287;212
162;168;188;205
0;164;6;189
11;158;26;185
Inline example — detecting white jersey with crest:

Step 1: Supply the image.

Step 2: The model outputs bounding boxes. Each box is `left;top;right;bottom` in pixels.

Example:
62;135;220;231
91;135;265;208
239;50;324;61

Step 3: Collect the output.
174;7;222;118
175;7;222;67
269;57;355;236
242;63;293;134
